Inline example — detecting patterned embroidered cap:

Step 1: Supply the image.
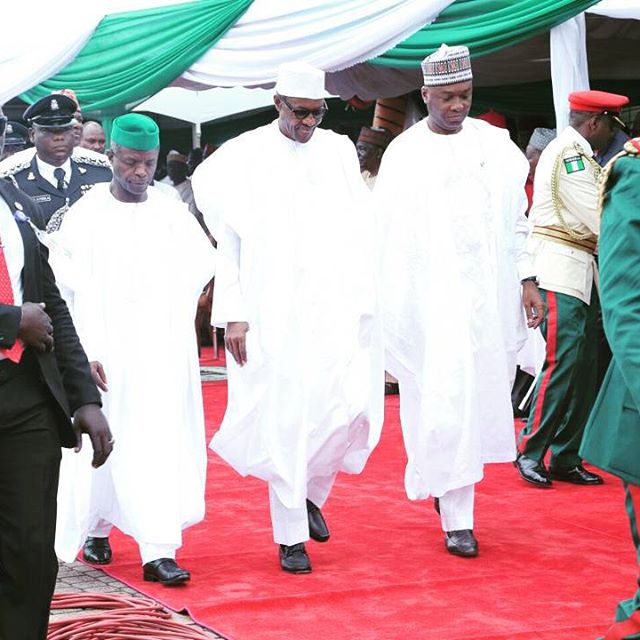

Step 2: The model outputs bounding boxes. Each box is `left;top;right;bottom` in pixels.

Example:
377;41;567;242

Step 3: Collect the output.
528;127;556;152
421;44;473;87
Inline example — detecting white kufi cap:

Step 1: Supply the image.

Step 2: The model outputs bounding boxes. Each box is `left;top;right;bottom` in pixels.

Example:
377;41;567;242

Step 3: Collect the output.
275;62;325;100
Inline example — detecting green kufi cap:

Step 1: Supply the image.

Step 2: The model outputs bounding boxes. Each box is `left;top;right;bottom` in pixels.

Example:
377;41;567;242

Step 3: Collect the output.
111;113;159;151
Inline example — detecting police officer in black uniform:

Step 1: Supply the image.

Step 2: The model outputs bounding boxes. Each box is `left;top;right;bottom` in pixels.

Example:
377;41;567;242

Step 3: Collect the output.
1;94;112;232
0;121;30;161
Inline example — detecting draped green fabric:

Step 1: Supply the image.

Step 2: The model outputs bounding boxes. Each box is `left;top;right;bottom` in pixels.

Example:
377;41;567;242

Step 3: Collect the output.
374;0;602;65
22;0;253;116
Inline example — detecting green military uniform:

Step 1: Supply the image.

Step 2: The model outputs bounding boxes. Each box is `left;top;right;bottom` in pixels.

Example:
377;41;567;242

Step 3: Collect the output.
580;139;640;639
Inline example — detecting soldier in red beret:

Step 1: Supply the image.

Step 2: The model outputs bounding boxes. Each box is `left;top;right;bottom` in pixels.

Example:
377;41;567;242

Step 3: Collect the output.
516;90;630;488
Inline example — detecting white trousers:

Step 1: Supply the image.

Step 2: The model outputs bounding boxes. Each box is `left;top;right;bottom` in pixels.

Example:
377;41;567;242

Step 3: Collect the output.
88;518;178;565
269;473;337;546
438;484;475;532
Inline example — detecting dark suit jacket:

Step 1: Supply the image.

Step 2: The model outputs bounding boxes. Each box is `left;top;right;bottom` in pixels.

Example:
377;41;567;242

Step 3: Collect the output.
0;178;101;447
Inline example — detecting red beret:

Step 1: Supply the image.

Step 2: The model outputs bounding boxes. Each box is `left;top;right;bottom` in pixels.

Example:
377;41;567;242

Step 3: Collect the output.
569;90;629;114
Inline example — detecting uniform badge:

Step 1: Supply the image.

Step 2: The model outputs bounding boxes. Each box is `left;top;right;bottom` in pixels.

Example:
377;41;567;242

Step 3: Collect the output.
564;156;585;174
32;194;52;203
51;99;59;111
78;166;87;175
27;172;35;181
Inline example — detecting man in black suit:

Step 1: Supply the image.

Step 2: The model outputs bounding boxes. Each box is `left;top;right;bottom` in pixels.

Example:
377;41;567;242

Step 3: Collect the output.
0;105;113;640
1;94;112;232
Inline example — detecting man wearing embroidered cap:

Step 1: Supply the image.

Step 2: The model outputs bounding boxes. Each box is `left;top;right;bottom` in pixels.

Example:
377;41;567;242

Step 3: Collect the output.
515;89;630;489
376;44;544;557
0;94;111;231
50;113;216;585
192;62;383;574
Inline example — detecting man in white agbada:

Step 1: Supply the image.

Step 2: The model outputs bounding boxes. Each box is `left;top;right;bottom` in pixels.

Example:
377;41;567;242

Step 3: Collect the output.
50;114;216;585
192;62;383;574
376;44;545;557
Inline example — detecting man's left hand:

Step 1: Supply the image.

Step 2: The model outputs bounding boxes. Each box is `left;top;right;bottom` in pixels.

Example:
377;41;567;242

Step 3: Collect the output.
522;281;546;329
73;404;113;468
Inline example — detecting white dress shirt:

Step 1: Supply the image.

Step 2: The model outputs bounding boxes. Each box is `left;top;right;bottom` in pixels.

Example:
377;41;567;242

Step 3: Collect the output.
36;156;71;189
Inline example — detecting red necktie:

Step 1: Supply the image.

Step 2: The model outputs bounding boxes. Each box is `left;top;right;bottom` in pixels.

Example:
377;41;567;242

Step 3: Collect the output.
0;232;24;363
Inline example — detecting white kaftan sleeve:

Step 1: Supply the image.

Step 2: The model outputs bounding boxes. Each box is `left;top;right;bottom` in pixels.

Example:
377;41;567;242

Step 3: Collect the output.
210;220;248;328
515;204;535;281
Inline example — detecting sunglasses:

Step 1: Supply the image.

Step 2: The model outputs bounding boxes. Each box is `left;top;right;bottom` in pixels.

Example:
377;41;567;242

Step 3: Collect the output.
0;116;7;137
280;96;328;122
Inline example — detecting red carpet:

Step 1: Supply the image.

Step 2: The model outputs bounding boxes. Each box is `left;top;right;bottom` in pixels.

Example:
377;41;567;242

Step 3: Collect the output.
91;381;637;640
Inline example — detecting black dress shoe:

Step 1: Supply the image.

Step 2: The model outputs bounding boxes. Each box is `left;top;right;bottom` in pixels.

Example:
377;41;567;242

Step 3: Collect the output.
82;537;112;564
384;382;399;396
306;500;330;542
548;464;604;485
445;530;478;558
279;543;312;574
143;558;190;585
514;454;553;488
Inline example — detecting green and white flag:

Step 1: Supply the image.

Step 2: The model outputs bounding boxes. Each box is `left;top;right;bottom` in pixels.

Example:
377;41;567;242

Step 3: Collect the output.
564;156;586;174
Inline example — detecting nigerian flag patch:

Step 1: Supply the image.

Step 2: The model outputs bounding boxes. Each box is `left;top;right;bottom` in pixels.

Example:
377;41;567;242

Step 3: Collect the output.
564;156;585;173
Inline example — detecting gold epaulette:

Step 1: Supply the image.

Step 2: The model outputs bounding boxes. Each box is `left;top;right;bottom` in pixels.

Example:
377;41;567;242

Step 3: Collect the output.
598;137;640;214
551;142;600;241
0;159;31;179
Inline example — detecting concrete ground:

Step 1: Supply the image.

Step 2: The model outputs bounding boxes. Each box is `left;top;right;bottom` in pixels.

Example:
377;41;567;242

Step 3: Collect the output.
52;560;225;638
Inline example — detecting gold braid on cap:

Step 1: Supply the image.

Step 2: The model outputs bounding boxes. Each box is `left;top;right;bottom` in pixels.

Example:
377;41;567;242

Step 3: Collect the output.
598;137;640;217
550;142;601;240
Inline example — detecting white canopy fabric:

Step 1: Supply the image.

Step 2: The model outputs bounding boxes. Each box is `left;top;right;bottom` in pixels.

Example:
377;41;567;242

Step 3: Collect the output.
179;0;455;88
588;0;640;19
0;0;195;106
0;0;454;107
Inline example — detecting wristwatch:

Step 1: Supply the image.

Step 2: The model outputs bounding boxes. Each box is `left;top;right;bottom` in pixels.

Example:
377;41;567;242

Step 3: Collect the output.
521;276;539;285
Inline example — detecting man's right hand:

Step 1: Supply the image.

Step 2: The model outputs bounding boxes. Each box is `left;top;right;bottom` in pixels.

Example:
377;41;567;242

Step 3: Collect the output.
225;321;249;366
18;302;54;352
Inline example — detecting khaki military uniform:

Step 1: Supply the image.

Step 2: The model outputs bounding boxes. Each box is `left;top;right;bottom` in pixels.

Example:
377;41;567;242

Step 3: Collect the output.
518;126;602;469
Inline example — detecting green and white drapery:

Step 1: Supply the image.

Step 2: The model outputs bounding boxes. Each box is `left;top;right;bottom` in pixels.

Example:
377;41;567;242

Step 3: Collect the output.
6;0;636;127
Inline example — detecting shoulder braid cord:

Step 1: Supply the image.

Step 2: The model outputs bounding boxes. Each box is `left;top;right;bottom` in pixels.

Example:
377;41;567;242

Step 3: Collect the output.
551;142;601;241
598;138;640;217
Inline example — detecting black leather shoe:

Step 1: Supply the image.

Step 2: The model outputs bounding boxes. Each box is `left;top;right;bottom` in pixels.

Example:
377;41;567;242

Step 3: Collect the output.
385;382;399;396
143;558;190;585
514;454;553;488
279;543;312;574
445;530;478;558
306;500;330;542
548;464;604;485
82;537;112;564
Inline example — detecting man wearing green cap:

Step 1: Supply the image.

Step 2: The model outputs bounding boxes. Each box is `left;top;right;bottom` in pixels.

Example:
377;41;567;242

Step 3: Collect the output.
580;138;640;640
49;113;217;585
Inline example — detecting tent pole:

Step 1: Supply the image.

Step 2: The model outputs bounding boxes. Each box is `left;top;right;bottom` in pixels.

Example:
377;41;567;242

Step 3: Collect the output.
192;122;201;149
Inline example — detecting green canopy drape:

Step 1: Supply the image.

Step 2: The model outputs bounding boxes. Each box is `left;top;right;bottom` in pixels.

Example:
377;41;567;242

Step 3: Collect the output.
374;0;602;65
22;0;253;117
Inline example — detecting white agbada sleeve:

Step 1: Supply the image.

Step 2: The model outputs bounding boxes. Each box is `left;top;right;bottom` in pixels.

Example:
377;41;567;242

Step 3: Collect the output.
210;220;247;326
